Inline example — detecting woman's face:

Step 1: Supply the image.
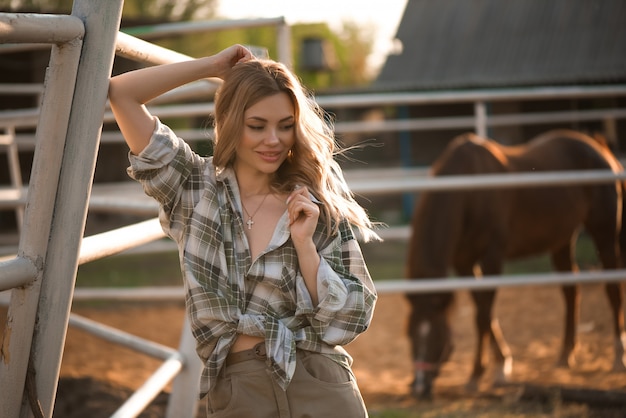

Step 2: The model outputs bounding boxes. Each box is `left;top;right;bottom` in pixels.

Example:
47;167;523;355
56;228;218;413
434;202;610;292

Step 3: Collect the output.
234;92;296;177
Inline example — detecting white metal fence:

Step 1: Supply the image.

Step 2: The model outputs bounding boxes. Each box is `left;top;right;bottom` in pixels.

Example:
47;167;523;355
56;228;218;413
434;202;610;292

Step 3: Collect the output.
0;3;195;417
1;2;626;418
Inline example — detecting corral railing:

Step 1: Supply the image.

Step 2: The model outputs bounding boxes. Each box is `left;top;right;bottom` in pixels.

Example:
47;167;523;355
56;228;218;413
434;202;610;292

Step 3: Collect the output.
0;2;123;418
1;3;626;418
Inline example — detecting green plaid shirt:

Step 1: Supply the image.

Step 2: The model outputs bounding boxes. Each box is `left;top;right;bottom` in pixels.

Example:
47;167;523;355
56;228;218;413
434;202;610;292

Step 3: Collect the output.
127;119;377;397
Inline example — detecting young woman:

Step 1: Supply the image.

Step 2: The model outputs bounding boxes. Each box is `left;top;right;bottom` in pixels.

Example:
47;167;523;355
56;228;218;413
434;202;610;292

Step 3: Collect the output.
108;44;379;417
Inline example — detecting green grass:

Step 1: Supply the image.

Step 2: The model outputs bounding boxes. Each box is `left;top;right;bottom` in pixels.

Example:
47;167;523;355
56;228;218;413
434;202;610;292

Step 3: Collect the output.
76;244;181;287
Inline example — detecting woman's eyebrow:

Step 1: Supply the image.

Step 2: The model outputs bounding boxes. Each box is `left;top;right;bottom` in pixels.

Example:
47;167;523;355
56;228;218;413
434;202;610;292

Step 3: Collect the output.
246;115;294;122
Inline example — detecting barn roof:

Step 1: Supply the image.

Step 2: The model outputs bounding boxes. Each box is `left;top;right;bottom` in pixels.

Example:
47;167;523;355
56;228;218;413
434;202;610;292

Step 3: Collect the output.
374;0;626;92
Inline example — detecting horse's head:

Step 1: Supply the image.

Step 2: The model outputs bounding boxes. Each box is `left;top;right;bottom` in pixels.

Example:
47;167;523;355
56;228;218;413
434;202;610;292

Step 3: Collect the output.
405;292;455;399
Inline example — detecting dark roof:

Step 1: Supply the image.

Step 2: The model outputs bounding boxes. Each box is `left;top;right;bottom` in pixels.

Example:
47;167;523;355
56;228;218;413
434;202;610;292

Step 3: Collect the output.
374;0;626;91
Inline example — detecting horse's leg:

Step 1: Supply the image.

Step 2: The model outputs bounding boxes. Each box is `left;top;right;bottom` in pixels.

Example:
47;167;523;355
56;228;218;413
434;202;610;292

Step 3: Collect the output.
488;313;513;386
454;262;486;392
467;290;491;391
469;287;512;388
551;244;580;368
471;261;513;388
605;282;626;371
460;261;509;392
589;230;626;370
585;212;626;371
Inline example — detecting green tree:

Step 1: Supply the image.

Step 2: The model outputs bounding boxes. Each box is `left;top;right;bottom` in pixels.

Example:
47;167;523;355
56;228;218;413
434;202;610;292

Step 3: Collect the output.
290;22;375;90
334;21;376;85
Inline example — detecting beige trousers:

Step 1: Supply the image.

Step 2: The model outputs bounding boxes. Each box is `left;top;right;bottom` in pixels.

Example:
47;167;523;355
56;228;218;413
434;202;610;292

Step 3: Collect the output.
206;349;368;418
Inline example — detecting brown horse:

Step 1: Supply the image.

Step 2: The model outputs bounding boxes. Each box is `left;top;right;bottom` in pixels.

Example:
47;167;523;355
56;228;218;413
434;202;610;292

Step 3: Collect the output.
405;129;626;399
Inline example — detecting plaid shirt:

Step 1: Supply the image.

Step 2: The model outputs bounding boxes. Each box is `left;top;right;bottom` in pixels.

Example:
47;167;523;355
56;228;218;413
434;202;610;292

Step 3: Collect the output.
127;119;377;397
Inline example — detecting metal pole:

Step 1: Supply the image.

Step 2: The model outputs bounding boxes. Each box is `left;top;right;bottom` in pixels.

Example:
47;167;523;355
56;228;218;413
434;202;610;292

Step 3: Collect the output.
4;126;24;226
69;314;178;359
24;1;123;415
347;169;626;195
78;218;165;265
0;256;38;290
276;20;292;68
0;12;84;43
375;269;626;294
474;100;487;137
111;355;185;418
165;316;202;418
0;12;84;418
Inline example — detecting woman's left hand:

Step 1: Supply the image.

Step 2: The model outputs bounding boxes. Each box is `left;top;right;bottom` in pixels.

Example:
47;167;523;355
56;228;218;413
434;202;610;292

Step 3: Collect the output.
286;186;319;244
212;45;254;78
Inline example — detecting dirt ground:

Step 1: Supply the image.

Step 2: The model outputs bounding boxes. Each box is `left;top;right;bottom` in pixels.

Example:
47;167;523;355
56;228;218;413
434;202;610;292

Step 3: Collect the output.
5;283;626;417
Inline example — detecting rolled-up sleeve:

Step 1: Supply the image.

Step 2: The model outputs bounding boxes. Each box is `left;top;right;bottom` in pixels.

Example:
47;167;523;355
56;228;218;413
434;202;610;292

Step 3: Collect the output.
126;118;208;243
300;220;377;345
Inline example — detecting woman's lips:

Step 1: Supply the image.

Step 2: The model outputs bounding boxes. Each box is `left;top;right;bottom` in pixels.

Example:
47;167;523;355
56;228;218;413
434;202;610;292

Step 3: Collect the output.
257;151;282;163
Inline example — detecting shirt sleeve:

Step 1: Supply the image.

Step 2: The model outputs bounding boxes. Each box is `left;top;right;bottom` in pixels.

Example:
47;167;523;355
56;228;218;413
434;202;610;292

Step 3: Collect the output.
126;118;210;243
296;219;378;346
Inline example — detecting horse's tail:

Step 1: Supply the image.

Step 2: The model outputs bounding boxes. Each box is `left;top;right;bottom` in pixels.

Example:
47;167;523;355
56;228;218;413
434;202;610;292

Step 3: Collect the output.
620;187;626;268
584;130;626;267
591;131;610;149
597;132;626;267
617;159;626;267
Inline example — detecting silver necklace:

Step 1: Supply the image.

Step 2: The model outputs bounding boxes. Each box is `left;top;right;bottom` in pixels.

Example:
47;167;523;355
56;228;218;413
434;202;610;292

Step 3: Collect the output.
241;193;270;230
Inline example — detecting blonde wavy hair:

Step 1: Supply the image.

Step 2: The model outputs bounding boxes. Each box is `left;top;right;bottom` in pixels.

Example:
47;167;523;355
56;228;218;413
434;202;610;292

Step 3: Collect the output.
212;59;380;242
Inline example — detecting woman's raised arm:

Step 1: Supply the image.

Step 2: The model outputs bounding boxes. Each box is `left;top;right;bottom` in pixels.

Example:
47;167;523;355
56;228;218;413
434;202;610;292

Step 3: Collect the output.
108;44;253;155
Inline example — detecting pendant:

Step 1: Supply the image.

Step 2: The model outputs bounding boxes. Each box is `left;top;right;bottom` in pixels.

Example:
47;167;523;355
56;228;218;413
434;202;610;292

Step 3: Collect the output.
246;218;254;230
